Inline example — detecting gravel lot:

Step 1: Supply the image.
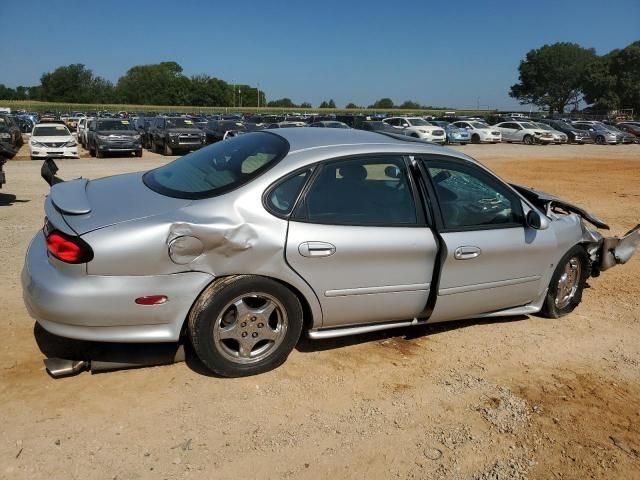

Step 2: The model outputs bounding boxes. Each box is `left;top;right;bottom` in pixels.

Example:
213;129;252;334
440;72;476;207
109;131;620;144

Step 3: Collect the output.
1;142;639;479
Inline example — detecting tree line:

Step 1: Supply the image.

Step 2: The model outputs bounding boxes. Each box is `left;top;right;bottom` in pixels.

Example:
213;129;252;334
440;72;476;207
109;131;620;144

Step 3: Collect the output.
0;61;447;110
510;40;640;114
0;61;266;108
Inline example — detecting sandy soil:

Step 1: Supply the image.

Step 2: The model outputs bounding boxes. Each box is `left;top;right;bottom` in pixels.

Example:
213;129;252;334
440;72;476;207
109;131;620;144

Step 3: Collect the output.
1;143;639;479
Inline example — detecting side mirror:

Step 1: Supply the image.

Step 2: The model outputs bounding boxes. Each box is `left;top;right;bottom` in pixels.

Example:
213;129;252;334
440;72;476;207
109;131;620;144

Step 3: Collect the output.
526;209;549;230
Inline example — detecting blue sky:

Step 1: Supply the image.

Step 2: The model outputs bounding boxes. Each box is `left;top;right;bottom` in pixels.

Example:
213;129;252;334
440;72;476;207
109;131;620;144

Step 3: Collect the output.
1;0;638;109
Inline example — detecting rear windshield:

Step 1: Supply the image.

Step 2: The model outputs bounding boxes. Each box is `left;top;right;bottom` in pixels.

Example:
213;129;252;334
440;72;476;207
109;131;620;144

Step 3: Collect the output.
143;132;289;199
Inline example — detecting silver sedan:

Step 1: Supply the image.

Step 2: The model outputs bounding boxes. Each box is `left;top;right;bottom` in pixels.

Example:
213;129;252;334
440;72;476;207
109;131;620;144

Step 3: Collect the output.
22;129;639;376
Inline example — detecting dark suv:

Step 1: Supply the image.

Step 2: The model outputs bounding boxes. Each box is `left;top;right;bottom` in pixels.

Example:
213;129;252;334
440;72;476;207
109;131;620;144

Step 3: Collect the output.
148;117;206;155
87;118;143;158
0;114;24;148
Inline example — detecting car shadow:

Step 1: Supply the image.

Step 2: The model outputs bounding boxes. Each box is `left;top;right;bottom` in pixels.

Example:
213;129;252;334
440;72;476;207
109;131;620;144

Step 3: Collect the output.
0;193;29;206
32;315;530;379
295;315;530;353
33;323;185;377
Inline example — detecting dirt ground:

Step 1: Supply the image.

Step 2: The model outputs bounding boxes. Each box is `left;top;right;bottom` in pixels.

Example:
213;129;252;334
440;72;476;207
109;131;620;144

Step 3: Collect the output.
1;142;639;479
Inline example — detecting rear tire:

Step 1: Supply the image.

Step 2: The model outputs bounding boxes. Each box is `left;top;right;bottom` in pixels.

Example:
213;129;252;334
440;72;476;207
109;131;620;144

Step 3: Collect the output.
540;246;589;319
188;275;303;377
89;144;96;157
135;149;143;158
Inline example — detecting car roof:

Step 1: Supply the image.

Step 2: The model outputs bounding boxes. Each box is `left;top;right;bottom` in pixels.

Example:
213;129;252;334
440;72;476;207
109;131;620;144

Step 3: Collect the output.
35;122;70;128
266;128;472;161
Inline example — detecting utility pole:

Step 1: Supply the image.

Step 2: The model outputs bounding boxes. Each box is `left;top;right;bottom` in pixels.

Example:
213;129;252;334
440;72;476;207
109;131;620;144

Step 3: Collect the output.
257;84;260;109
232;83;235;108
239;87;242;108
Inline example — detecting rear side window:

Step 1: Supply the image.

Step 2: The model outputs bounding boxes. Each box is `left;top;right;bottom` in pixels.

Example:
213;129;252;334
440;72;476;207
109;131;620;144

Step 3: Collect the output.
266;170;312;215
296;156;417;226
143;132;289;199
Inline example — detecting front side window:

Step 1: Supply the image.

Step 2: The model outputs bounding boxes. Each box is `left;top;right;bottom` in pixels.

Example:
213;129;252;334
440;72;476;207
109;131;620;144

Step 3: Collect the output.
297;156;417;226
144;132;289;199
426;162;522;230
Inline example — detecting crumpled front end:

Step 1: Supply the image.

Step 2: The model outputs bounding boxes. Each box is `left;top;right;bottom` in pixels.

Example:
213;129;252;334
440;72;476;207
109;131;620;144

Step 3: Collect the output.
585;224;640;274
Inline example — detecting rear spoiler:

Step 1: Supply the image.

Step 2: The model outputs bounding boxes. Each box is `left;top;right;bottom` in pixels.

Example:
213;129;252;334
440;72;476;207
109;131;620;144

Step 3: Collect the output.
510;183;609;230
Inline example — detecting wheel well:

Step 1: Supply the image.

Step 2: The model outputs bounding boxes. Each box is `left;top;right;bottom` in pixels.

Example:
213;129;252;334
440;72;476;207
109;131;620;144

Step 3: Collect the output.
180;274;315;337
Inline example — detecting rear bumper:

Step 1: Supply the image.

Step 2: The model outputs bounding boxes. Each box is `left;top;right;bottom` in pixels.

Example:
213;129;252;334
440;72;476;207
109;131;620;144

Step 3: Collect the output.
22;232;213;342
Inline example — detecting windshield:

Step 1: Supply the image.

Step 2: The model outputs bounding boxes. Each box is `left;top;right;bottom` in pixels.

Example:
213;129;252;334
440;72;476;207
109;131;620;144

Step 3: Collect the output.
520;122;537;129
430;121;449;127
535;123;552;130
97;120;133;131
33;125;70;137
471;122;490;129
218;121;246;131
143;132;289;199
166;118;197;129
408;118;430;126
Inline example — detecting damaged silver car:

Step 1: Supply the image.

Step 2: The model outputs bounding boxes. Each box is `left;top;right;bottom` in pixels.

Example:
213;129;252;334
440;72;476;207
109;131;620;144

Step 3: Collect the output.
22;129;640;377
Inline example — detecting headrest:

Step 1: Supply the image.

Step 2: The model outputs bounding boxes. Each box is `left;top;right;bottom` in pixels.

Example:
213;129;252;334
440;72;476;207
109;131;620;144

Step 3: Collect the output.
339;164;367;181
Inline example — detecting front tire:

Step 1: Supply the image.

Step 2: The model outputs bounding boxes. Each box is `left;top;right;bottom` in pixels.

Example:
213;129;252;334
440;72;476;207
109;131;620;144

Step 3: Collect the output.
188;276;303;377
471;134;480;144
523;135;534;145
540;246;589;318
163;141;173;156
596;135;605;145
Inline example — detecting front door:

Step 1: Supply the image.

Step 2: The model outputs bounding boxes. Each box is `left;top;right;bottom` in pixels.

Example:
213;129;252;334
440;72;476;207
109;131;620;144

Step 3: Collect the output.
285;155;438;327
419;158;556;322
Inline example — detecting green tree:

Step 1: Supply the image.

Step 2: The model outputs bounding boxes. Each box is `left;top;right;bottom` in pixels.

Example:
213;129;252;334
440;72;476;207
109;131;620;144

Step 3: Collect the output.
0;84;16;99
300;102;312;109
345;102;359;109
583;41;640;113
116;61;191;105
40;64;110;103
510;42;596;114
399;100;421;109
369;98;395;109
267;98;297;108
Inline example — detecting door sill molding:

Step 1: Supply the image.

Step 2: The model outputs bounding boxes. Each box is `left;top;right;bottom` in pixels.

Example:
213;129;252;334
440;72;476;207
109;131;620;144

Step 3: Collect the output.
307;318;427;340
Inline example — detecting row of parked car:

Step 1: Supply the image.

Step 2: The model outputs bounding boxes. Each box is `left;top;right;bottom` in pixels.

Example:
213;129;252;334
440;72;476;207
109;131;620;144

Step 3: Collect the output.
11;109;640;160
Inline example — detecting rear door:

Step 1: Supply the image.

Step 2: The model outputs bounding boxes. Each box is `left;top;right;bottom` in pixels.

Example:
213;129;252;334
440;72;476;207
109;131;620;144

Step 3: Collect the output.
285;155;438;327
418;157;556;322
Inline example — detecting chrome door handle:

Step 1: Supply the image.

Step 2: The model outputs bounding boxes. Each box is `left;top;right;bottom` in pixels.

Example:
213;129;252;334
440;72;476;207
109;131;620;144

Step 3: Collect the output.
298;241;336;258
454;246;481;260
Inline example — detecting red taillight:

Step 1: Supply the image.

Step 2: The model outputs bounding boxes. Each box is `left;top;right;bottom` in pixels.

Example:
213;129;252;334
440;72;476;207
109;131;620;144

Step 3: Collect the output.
45;230;94;264
135;295;168;305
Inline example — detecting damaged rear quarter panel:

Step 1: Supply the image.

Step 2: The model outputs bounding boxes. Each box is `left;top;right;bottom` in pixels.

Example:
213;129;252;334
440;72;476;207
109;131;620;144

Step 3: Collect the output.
82;176;324;327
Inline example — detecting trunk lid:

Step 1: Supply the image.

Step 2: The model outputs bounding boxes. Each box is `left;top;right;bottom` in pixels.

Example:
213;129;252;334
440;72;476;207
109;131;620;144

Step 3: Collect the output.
49;172;191;235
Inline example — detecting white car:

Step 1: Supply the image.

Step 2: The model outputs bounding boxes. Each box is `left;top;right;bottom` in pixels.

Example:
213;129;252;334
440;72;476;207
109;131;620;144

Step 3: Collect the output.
29;123;78;160
493;121;554;145
533;122;568;144
382;117;446;143
77;117;90;148
451;121;502;143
